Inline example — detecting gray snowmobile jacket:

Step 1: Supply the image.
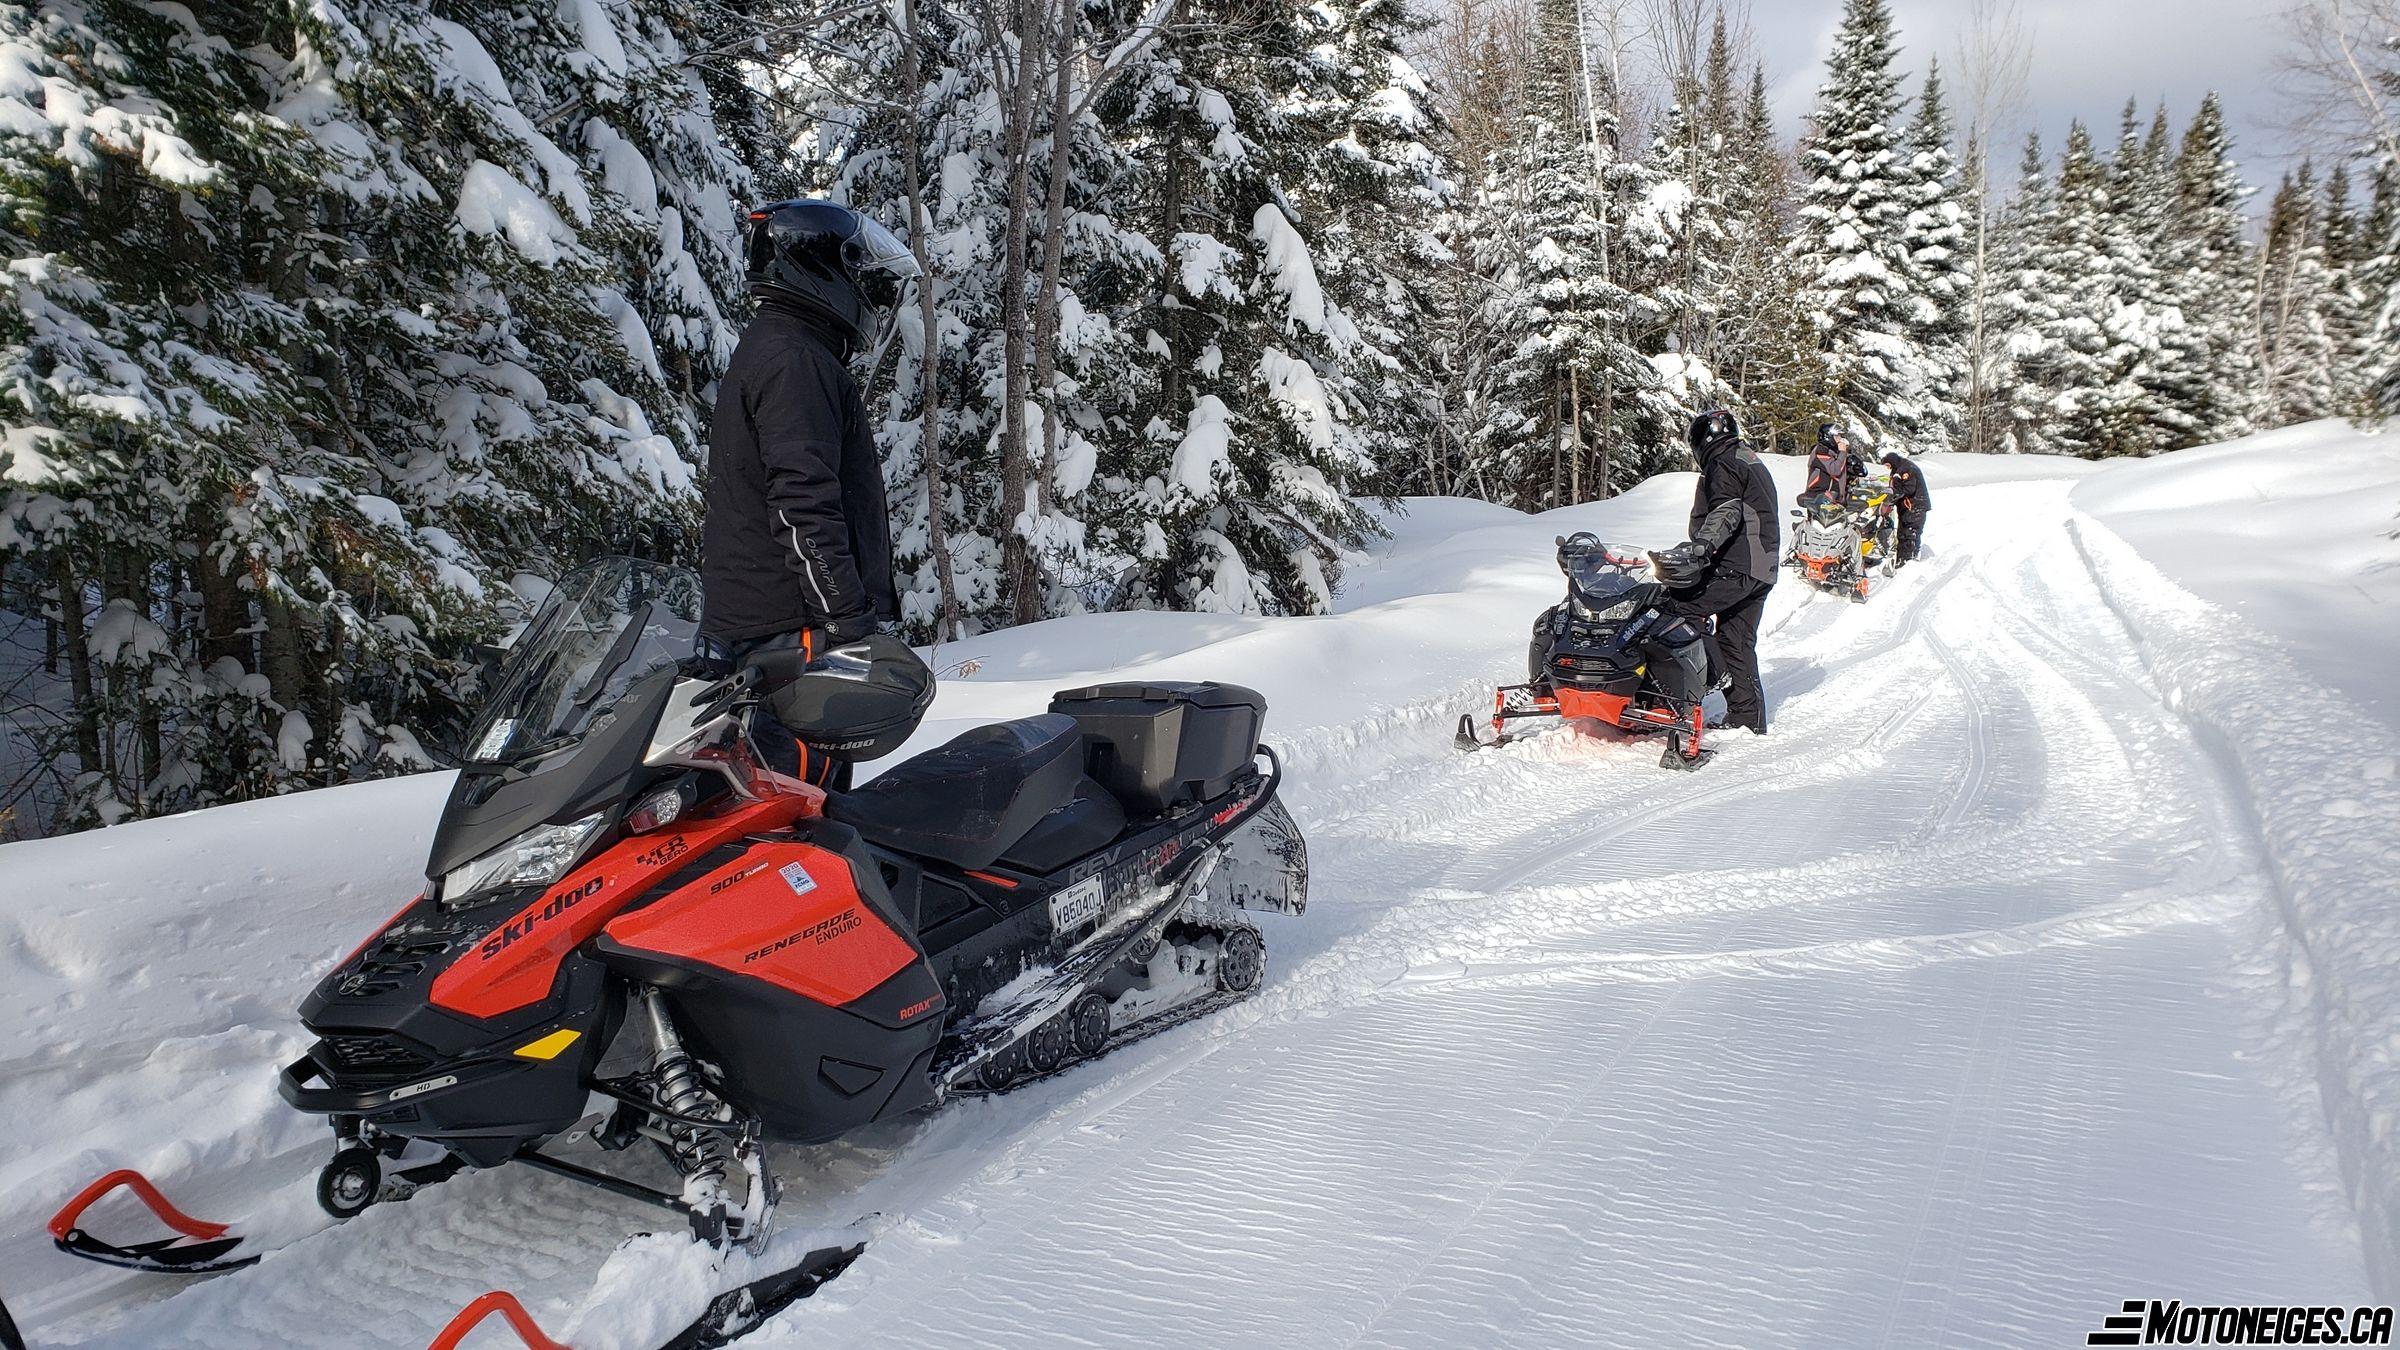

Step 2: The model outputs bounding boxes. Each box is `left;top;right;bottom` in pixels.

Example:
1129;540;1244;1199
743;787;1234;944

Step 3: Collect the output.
1687;437;1781;586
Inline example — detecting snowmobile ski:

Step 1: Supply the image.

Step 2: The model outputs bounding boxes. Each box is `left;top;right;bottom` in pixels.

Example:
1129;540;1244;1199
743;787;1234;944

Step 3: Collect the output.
1;1295;25;1350
425;1242;862;1350
46;1169;257;1275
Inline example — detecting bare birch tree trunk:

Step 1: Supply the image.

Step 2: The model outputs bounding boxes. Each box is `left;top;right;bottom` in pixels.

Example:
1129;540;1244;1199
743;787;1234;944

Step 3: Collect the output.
898;0;962;639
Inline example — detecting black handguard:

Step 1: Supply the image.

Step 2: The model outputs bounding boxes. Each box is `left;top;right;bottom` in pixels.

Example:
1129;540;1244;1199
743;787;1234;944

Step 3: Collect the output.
1650;540;1712;590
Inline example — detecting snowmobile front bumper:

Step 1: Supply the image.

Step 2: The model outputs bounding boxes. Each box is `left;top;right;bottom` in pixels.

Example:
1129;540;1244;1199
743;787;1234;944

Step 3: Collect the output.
277;1051;527;1118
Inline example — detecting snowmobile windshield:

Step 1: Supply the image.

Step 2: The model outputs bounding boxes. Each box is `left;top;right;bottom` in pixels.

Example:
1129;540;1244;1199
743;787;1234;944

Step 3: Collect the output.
465;557;704;764
1561;546;1653;610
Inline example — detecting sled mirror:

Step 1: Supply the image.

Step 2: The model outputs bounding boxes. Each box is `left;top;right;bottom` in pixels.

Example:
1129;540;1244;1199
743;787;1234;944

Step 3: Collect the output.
1789;509;1804;519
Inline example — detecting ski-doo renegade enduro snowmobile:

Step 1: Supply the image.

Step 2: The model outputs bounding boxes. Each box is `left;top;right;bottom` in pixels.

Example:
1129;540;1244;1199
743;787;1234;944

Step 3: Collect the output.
50;557;1306;1293
1787;475;1896;601
1456;534;1717;770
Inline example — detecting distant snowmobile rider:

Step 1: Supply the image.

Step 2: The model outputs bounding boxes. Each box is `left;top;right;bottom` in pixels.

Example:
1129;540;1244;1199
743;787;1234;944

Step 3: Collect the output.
1650;409;1779;735
1801;422;1868;504
700;199;925;783
1881;450;1930;566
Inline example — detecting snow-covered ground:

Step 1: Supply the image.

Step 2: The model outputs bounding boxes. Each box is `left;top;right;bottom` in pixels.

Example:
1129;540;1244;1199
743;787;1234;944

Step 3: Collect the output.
2;422;2395;1346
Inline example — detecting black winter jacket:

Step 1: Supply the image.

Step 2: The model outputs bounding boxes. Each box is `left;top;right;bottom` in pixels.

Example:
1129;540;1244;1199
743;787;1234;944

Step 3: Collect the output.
1884;453;1931;515
700;301;898;643
1689;437;1781;586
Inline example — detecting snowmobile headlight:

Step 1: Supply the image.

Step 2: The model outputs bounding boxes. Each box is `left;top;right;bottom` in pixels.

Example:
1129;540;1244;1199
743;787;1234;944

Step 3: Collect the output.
439;811;606;910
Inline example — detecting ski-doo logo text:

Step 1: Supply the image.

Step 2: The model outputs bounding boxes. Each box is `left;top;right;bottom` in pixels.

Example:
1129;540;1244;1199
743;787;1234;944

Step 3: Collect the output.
744;908;862;964
477;877;606;961
2086;1299;2393;1346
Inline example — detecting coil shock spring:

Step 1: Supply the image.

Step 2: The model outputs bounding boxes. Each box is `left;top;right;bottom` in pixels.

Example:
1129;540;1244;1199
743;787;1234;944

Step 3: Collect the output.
640;990;731;1231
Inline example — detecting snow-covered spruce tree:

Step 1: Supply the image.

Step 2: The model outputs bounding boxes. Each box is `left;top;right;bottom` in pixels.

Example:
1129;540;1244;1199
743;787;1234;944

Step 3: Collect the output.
2254;162;2341;426
0;0;746;831
1666;13;1743;374
1977;132;2066;455
1789;0;1957;451
1630;19;1736;374
781;0;1158;633
1300;0;1456;507
1112;0;1452;613
1476;0;1683;508
1898;60;1968;430
2164;93;2257;442
2039;121;2177;458
2109;102;2210;452
2358;162;2400;415
1715;63;1833;453
2315;162;2377;418
787;0;1449;623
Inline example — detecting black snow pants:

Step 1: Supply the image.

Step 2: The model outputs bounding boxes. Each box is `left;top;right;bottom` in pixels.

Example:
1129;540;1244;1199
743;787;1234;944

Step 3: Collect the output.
1896;505;1928;563
1666;572;1772;732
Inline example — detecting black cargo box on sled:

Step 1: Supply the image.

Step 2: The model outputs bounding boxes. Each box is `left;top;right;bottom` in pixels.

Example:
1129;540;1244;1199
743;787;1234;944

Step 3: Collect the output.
1048;682;1266;816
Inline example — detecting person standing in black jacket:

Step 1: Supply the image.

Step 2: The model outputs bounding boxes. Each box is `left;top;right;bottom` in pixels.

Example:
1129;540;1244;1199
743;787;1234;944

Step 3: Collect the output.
1880;450;1930;565
1651;410;1779;735
701;199;920;779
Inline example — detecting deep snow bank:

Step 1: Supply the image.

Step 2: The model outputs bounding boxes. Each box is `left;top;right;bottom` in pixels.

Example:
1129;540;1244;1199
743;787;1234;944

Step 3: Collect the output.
2070;428;2400;1292
2075;419;2400;731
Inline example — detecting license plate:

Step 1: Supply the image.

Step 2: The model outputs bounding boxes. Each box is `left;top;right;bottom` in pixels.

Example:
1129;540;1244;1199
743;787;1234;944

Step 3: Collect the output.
1048;876;1105;932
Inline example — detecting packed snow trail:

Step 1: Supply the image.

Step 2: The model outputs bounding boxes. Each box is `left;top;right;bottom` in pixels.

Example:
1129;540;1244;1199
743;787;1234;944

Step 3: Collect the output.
4;439;2387;1347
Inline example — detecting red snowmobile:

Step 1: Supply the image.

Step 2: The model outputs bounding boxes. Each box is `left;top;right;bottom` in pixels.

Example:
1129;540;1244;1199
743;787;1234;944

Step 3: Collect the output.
1456;534;1717;770
47;557;1306;1345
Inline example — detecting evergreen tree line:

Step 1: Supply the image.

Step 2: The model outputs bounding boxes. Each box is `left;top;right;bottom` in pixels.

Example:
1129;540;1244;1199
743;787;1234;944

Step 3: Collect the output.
3;0;2395;835
1415;0;2399;502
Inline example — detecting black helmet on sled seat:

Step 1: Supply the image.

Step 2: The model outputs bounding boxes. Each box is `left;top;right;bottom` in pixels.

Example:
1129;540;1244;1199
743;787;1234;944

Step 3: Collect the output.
1555;531;1601;571
745;199;923;350
1689;409;1739;458
742;632;933;764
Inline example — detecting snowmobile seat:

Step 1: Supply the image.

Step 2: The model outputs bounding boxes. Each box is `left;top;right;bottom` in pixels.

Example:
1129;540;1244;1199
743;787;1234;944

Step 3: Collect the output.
995;777;1127;874
827;714;1086;870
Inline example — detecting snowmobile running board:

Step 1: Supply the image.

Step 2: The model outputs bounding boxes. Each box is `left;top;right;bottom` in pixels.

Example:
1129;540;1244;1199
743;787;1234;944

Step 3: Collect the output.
426;1242;863;1350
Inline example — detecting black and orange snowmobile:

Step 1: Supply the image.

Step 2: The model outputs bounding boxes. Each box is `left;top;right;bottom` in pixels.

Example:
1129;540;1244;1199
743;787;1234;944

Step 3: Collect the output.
1456;533;1717;770
46;557;1306;1345
1786;475;1897;601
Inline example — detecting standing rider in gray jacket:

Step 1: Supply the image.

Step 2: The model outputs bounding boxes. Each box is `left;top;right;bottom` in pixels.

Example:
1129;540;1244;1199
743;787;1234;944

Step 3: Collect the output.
1651;410;1779;735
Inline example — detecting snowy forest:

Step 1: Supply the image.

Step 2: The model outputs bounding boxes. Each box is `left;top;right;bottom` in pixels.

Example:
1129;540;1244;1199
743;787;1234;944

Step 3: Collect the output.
2;0;2396;837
